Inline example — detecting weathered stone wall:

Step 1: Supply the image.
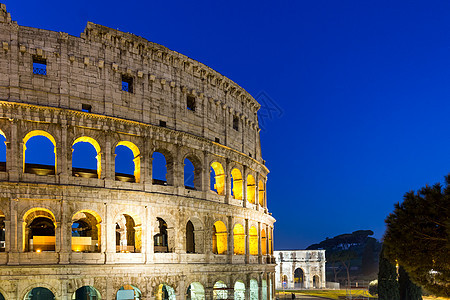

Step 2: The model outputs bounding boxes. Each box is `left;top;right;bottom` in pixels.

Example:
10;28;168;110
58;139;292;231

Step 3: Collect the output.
0;3;275;300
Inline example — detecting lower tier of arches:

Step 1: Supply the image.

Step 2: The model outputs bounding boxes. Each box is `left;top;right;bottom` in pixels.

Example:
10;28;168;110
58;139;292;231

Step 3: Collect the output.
0;264;275;300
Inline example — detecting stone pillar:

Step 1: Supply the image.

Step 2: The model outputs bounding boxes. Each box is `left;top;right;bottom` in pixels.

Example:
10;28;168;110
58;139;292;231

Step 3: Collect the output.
242;166;248;208
145;208;154;263
202;151;210;195
59;200;70;264
8;198;19;264
104;133;114;187
59;125;69;183
255;172;260;211
172;145;182;188
55;221;61;253
105;203;116;263
3;220;10;253
7;119;19;181
245;219;249;264
224;159;231;204
257;222;262;264
265;224;269;262
227;216;233;263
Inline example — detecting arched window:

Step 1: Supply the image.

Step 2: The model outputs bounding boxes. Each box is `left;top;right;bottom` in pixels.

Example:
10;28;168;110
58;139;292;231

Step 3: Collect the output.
117;285;141;300
247;175;256;204
156;284;175;300
250;279;258;300
268;228;273;254
249;226;258;255
116;214;141;253
212;221;227;254
282;275;288;288
23;208;56;252
234;281;245;300
184;155;202;190
294;268;304;289
72;137;101;179
25;287;55;300
233;224;245;255
0;129;6;172
213;281;227;300
154;217;168;253
72;286;101;300
23;130;56;175
210;162;225;195
231;168;243;200
261;229;267;255
0;291;4;300
313;275;320;288
71;210;101;253
115;141;140;183
186;220;195;253
0;210;4;253
152;152;167;185
258;180;265;206
186;282;205;300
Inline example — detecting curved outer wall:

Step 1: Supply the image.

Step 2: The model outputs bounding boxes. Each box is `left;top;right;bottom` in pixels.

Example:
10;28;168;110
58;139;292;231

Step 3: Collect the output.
0;3;275;300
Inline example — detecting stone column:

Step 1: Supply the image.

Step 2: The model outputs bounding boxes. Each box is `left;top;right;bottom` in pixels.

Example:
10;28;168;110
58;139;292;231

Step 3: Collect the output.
257;222;262;264
145;208;154;263
104;133;114;187
8;198;19;264
105;203;116;263
202;151;210;195
245;219;249;264
227;216;233;263
255;172;260;211
7;119;19;181
59;199;71;264
242;166;248;208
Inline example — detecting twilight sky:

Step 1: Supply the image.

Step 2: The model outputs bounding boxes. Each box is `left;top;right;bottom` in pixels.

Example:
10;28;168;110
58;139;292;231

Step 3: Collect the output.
4;0;450;249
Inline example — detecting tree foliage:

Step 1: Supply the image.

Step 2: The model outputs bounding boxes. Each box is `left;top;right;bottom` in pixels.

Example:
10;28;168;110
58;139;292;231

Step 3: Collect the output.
384;176;450;297
399;266;422;300
378;247;399;300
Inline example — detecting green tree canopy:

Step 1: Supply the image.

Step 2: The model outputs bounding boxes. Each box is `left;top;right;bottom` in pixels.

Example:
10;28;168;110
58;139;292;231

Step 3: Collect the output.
384;175;450;297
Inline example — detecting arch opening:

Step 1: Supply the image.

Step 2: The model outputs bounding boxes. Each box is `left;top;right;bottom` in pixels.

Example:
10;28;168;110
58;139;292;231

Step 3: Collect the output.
186;220;195;253
115;214;141;253
186;282;204;300
0;130;6;172
212;221;227;255
154;217;168;253
72;286;101;300
231;168;243;200
262;279;267;300
258;180;265;206
210;162;225;195
117;285;141;300
184;158;195;190
247;174;256;204
213;281;227;300
282;275;288;289
23;208;56;252
72;137;101;179
294;268;304;289
249;226;258;256
313;275;320;289
233;224;245;255
24;287;55;300
24;131;56;176
234;281;245;300
0;209;5;252
250;279;258;300
261;229;267;255
156;284;175;300
115;141;140;183
72;211;101;253
152;151;168;185
0;291;4;300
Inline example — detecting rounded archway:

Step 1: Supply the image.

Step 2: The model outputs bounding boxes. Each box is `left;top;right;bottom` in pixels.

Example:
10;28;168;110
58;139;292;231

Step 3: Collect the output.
233;223;245;255
154;217;169;253
250;279;258;300
71;210;102;253
262;279;267;300
249;226;258;255
294;268;304;289
212;221;227;255
72;286;101;300
156;284;175;300
72;137;101;179
247;174;256;203
115;141;140;183
23;208;56;252
231;168;243;200
24;287;55;300
186;282;204;300
313;275;320;288
117;285;141;300
23;130;57;175
213;281;227;300
234;280;245;300
261;229;267;255
210;162;225;195
116;214;141;253
282;274;288;288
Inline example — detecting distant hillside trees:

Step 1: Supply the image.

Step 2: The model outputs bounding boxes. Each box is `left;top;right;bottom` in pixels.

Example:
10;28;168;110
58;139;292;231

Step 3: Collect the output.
307;230;381;283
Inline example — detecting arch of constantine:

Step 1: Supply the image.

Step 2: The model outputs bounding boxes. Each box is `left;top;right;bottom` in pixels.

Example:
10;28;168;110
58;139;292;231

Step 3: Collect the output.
0;4;275;299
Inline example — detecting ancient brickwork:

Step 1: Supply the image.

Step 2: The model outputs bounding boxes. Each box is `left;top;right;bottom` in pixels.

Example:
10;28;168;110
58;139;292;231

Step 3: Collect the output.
0;3;275;300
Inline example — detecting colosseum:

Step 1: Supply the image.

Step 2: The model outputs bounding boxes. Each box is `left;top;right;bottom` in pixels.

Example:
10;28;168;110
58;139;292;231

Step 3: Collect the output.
0;4;275;300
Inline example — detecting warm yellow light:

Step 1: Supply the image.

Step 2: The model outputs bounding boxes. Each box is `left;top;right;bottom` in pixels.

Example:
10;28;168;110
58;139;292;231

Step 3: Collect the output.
36;249;41;253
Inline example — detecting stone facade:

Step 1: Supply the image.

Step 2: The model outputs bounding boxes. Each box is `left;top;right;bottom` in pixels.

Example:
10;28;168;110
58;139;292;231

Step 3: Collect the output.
274;250;326;290
0;3;275;300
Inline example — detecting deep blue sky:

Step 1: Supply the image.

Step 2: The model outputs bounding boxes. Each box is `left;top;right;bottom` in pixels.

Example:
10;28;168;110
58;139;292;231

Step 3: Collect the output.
4;0;450;249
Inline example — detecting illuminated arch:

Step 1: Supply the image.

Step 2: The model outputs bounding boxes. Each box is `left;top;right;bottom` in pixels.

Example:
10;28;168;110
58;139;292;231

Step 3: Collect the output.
23;207;57;252
233;223;245;255
72;286;102;299
249;226;258;255
71;210;102;253
115;141;140;183
23;130;57;174
210;162;225;195
156;284;175;300
313;275;320;288
250;279;258;300
0;129;6;171
154;217;169;253
72;136;102;178
213;281;227;300
261;229;267;255
184;154;202;190
117;284;141;300
186;282;205;300
258;180;265;206
231;168;243;200
247;174;256;204
115;213;142;253
212;221;227;255
268;229;273;254
23;286;57;300
234;280;245;300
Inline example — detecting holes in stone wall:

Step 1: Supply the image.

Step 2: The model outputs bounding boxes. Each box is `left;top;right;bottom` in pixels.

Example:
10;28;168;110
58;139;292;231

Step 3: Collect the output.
212;221;227;255
231;168;243;200
186;220;195;253
72;138;100;179
122;75;133;93
187;95;196;111
115;142;140;183
82;103;92;113
0;130;6;172
184;158;195;190
210;162;225;195
152;152;168;185
116;214;141;253
233;223;245;255
32;57;47;75
233;115;239;131
71;211;101;253
23;131;56;176
154;217;168;253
